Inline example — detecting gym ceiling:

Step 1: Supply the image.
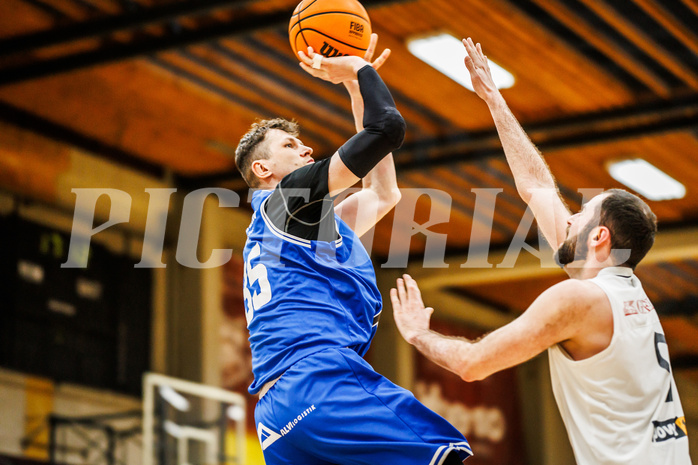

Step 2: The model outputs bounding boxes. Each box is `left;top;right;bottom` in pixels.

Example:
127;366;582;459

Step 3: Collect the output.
1;0;698;374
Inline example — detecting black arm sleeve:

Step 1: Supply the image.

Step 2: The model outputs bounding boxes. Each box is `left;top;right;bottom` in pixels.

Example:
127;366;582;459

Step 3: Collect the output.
337;65;406;178
263;158;339;241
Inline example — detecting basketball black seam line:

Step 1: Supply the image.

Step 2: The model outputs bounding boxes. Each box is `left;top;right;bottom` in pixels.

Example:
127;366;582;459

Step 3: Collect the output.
290;0;314;17
289;10;369;31
289;0;316;21
292;29;367;53
291;0;301;17
294;28;368;51
294;1;368;55
298;9;310;53
298;0;319;15
296;0;314;56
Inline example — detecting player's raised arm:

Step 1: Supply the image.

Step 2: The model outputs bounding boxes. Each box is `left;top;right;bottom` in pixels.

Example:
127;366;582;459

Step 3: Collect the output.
462;37;570;251
332;34;402;237
298;47;406;198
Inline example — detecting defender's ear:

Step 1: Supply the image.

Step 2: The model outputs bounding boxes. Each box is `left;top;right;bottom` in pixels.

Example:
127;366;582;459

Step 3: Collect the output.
590;226;611;246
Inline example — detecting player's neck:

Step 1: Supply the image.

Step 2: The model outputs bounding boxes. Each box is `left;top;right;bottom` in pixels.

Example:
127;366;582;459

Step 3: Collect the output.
258;179;280;190
564;263;599;280
564;251;617;280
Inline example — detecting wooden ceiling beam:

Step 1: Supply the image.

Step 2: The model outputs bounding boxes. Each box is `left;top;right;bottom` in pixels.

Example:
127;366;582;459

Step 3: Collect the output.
0;10;288;86
577;0;698;90
178;93;698;186
395;93;698;171
659;297;698;318
239;34;456;137
0;0;255;56
672;354;698;370
406;225;698;291
200;43;354;132
678;0;698;17
630;0;698;59
0;0;413;86
528;0;671;96
0;100;166;178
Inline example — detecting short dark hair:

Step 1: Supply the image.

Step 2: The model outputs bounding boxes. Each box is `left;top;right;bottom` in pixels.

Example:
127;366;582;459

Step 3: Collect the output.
235;118;299;187
599;189;657;269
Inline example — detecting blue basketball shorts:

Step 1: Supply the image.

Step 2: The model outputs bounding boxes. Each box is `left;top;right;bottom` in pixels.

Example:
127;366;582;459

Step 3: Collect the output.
254;347;472;465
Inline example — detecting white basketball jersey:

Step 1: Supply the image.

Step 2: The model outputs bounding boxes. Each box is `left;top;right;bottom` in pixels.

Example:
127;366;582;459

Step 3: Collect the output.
548;267;691;465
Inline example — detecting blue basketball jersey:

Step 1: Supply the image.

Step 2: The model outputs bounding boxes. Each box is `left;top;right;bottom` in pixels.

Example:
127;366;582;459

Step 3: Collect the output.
243;189;382;394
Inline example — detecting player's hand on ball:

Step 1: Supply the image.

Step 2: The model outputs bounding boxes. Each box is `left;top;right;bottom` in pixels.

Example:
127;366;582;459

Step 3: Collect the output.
299;47;369;84
344;33;390;94
364;33;390;71
391;274;433;345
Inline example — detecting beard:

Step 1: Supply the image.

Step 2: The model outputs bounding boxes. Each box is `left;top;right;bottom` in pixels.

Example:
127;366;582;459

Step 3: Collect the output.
554;222;594;268
554;237;583;267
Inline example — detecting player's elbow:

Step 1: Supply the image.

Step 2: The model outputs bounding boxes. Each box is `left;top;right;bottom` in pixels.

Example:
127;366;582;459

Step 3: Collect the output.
517;179;556;205
372;187;401;222
460;369;487;383
376;108;406;151
457;359;489;382
386;108;406;150
386;186;402;208
459;367;484;383
515;185;533;204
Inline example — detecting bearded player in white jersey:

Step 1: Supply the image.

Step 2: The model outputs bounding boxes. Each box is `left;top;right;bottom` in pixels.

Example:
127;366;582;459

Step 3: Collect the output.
391;38;692;465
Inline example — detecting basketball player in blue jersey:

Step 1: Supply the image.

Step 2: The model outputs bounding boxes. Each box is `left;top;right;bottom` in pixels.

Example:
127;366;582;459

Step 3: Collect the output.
234;35;472;465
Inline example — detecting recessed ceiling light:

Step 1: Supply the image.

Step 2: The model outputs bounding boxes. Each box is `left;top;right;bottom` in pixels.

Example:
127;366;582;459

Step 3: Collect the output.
407;33;515;91
607;159;685;201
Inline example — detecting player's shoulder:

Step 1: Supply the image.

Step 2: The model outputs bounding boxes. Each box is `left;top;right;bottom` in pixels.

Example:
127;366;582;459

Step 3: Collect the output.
250;188;273;211
546;278;608;307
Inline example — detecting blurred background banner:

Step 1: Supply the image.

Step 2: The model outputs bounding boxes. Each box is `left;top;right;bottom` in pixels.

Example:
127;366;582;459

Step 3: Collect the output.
221;255;264;463
414;319;527;465
0;213;151;396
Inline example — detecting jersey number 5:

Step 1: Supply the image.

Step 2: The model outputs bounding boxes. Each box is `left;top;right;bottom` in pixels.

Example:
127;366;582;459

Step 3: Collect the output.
243;243;272;325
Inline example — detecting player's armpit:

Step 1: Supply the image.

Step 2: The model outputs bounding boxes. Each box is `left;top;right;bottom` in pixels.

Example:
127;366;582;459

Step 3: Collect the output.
334;154;400;237
327;152;361;195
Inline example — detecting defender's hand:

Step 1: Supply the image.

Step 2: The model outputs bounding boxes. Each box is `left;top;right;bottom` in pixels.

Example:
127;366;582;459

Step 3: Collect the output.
391;274;433;345
463;37;499;102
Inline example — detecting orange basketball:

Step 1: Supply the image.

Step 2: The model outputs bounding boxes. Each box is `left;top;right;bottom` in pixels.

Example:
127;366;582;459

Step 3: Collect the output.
289;0;372;59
